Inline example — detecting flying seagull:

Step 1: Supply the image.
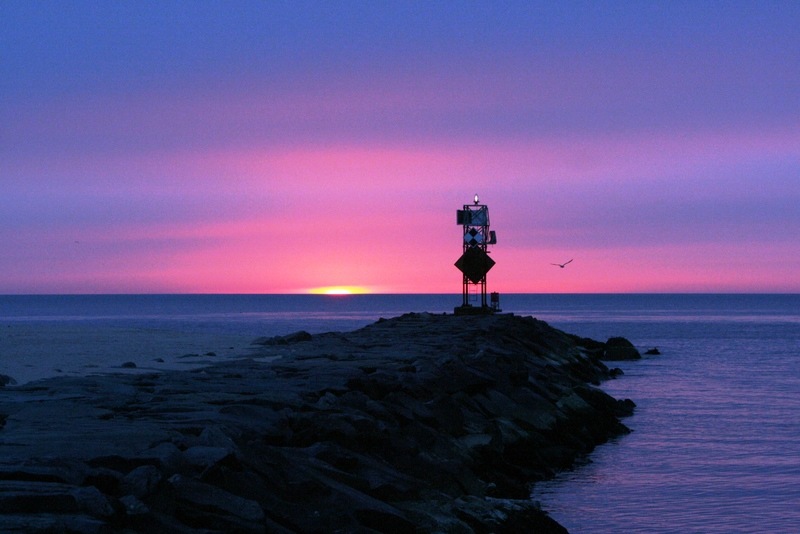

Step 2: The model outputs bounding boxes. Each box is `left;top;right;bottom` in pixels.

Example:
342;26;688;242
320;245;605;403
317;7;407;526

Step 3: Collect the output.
551;259;573;268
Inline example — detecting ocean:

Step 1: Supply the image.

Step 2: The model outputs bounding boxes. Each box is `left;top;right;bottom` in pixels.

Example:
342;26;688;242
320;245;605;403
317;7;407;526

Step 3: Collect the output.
1;293;798;532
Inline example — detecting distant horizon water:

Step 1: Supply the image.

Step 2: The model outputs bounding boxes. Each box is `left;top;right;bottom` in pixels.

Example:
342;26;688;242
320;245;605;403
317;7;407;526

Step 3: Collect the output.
2;293;797;382
4;292;797;302
1;293;798;532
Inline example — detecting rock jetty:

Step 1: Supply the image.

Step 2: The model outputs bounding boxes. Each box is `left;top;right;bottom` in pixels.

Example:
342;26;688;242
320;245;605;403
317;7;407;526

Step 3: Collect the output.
0;312;635;533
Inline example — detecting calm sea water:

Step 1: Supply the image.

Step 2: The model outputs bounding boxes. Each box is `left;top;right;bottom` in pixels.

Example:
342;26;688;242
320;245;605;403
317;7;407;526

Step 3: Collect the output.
1;293;798;532
522;294;800;534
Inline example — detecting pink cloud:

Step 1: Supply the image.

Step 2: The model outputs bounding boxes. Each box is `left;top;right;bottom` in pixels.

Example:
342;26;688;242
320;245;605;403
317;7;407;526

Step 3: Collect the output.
3;61;798;294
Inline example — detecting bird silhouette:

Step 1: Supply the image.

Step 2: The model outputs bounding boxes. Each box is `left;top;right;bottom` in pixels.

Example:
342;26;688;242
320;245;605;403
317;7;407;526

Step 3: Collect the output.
551;259;573;268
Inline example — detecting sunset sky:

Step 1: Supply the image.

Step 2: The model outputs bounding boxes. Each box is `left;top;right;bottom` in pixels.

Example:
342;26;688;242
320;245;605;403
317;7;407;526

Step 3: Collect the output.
2;1;798;294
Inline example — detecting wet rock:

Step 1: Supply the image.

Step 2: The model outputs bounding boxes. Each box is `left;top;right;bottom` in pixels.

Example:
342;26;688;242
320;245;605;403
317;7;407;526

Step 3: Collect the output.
254;330;312;345
0;459;90;486
167;474;265;532
0;513;108;533
603;336;642;360
616;398;637;417
121;465;162;499
137;442;186;472
196;425;239;450
182;445;238;472
119;494;149;516
0;481;113;517
71;486;115;518
0;374;16;387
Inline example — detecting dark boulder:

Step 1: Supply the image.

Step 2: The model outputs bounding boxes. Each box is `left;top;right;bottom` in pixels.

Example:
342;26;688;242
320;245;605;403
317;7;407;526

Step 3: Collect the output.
603;337;641;360
253;330;313;346
166;474;265;532
0;374;16;387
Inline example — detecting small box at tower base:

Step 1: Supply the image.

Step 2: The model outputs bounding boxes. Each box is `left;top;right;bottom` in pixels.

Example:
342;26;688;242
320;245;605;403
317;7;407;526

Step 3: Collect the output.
454;194;501;315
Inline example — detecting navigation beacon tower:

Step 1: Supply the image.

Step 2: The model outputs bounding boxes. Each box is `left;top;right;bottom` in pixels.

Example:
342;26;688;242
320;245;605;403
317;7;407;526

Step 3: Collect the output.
454;194;500;315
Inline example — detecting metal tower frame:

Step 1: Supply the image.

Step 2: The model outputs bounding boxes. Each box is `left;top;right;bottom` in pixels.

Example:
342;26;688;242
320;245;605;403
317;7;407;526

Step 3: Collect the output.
455;194;497;314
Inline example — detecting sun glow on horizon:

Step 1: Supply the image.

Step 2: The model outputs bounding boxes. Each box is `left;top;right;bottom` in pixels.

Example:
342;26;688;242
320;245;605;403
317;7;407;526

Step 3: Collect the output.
307;286;370;295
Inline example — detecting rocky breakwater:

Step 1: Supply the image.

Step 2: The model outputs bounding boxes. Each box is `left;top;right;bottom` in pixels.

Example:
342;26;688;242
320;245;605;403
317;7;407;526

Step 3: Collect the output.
0;312;636;533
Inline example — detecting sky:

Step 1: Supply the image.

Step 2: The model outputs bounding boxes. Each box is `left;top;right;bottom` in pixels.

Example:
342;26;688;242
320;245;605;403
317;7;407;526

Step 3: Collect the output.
2;1;798;294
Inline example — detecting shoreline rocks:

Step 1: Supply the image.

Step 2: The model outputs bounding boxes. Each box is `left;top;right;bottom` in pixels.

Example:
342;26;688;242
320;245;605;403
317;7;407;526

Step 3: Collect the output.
0;312;636;532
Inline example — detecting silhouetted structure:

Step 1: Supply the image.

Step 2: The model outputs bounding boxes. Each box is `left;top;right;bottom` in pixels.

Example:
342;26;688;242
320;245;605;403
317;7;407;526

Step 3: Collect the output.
454;194;499;315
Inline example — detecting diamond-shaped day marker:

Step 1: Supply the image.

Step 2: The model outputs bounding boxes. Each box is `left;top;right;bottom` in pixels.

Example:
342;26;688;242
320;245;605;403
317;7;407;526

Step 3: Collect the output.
464;228;484;246
455;247;495;283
